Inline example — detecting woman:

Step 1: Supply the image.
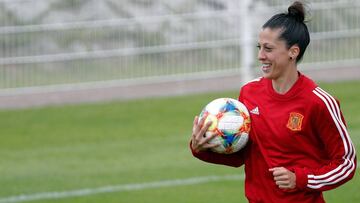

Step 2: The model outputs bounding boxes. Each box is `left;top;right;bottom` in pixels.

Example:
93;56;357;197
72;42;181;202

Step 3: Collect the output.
190;1;356;203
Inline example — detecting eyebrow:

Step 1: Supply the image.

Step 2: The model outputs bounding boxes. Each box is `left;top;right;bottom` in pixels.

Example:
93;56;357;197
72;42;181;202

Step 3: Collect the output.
257;43;275;48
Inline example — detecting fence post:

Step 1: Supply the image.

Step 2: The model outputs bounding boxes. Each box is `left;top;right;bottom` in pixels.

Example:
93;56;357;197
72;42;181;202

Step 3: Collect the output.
240;0;254;84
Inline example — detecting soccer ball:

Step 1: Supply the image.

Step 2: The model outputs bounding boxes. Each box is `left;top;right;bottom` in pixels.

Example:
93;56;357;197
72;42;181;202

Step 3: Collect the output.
198;98;251;154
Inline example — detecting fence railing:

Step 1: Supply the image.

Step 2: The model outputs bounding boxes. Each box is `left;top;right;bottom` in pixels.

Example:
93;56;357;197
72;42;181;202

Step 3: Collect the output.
0;0;359;92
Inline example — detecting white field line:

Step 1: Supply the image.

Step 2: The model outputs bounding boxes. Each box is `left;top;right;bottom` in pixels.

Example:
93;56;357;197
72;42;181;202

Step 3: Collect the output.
0;174;244;203
1;164;359;203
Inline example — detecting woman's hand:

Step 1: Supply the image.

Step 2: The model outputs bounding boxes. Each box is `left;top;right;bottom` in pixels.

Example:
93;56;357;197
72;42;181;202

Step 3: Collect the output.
191;116;219;153
269;167;296;190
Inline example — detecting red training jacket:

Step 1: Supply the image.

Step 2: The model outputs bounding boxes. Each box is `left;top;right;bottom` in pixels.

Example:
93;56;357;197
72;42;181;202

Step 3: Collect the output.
191;73;356;203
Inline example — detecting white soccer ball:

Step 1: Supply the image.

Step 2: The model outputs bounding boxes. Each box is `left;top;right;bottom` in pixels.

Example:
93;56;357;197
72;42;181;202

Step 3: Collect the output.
199;98;251;154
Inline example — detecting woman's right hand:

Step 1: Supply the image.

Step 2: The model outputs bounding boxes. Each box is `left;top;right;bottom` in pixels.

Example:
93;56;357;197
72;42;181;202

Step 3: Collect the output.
190;115;219;153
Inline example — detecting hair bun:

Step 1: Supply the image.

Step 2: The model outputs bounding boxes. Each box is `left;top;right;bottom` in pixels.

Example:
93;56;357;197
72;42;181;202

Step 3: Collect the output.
288;1;305;22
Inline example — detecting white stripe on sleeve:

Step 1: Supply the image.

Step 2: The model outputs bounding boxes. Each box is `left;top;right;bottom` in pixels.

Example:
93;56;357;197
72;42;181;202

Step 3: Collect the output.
307;88;356;189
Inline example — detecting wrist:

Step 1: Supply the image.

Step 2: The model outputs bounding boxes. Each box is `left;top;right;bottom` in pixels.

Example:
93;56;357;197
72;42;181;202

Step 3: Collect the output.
293;167;308;190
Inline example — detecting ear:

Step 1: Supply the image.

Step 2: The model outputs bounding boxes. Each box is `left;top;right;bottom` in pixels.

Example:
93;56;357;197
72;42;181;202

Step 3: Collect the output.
288;45;300;60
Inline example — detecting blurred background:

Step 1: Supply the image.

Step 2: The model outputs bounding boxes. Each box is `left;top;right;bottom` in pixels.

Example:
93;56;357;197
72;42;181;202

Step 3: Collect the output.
0;1;359;203
0;0;359;108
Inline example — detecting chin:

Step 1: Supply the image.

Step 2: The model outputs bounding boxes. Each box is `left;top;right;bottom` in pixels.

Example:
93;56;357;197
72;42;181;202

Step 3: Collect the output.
262;72;273;79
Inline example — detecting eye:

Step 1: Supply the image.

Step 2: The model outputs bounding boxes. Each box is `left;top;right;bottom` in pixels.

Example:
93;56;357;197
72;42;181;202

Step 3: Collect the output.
264;47;273;52
257;44;273;52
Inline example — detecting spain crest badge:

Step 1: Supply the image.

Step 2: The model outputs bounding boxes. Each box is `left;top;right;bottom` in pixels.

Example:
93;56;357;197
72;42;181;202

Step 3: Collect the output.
286;112;304;131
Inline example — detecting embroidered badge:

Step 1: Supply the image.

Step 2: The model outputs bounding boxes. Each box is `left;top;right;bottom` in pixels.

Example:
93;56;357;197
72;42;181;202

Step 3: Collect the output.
286;112;304;131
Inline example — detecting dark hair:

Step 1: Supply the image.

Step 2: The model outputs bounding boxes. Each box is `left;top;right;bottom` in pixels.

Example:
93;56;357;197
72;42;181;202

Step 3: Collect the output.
262;1;310;63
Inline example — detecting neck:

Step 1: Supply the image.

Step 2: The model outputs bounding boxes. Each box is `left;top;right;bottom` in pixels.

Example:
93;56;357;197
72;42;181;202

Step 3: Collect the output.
272;68;299;94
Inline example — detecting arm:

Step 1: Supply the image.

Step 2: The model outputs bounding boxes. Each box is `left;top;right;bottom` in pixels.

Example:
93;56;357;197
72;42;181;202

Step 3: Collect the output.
293;95;357;192
189;112;246;168
190;140;246;167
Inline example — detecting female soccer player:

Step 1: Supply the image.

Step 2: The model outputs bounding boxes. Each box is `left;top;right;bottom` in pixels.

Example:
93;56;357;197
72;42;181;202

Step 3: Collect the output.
190;1;357;203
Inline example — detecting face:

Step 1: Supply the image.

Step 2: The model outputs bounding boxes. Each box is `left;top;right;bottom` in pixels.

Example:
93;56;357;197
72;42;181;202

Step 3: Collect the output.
257;28;295;80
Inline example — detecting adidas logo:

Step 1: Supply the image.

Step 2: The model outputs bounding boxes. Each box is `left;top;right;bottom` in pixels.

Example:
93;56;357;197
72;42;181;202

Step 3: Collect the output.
250;106;259;115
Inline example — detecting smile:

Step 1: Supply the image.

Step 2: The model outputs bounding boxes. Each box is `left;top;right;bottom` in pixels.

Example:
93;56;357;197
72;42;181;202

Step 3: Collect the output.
261;64;271;72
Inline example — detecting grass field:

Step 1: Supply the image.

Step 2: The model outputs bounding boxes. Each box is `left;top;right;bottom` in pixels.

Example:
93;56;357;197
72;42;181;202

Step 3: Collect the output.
0;80;359;203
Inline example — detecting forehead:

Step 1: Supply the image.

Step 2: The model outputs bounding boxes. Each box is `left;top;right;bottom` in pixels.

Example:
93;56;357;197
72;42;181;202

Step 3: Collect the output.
258;28;284;45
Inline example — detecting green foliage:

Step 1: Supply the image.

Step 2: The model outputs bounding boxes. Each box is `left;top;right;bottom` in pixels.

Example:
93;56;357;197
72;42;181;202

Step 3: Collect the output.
0;80;359;203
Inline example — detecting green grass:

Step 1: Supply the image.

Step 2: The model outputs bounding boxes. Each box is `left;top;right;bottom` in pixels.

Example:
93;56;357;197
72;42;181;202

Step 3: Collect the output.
0;80;359;203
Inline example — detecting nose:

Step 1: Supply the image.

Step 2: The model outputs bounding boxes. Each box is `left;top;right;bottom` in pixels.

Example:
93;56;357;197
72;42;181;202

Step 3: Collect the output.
258;49;266;61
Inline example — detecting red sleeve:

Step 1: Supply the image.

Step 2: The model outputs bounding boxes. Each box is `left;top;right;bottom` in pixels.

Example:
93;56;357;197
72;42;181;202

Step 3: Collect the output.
238;86;244;103
190;141;245;168
293;93;356;191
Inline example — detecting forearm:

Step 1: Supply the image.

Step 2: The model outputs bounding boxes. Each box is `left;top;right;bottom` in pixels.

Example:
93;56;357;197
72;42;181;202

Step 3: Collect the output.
190;141;245;167
292;157;357;191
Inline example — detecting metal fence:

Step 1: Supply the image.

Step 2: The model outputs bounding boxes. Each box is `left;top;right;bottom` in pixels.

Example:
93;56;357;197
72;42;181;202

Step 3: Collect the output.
0;0;359;93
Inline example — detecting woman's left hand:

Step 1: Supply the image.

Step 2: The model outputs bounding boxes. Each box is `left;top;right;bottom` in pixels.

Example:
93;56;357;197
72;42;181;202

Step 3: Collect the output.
269;167;296;190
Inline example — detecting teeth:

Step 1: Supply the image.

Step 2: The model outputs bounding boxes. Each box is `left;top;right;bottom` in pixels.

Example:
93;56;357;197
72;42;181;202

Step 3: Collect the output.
261;64;271;73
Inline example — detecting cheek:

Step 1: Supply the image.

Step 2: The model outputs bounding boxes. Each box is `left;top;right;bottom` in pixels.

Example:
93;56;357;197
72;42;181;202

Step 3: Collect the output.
272;52;289;64
266;53;276;62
